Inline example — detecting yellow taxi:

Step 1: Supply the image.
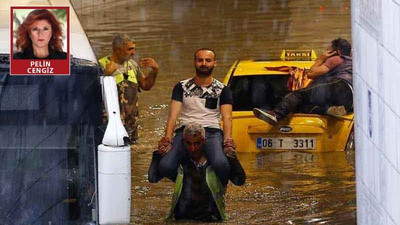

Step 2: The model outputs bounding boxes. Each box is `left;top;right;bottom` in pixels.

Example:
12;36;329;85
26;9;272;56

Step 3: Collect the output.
223;50;354;152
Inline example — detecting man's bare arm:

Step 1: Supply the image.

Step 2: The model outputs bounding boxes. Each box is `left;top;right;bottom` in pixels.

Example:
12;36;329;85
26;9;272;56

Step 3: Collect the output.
157;100;182;155
220;104;232;141
138;58;159;90
164;100;182;139
308;50;337;78
103;59;118;76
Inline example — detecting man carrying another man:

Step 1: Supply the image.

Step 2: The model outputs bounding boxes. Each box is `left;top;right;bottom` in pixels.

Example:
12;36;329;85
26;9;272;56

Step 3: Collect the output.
156;48;234;187
149;123;245;222
253;38;353;125
99;34;159;142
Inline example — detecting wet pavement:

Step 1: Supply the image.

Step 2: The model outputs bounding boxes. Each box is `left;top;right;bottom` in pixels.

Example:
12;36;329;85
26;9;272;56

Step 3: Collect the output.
71;0;355;224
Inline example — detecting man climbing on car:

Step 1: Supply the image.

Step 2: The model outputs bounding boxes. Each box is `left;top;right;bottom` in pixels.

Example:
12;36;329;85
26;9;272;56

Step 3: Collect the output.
253;38;353;125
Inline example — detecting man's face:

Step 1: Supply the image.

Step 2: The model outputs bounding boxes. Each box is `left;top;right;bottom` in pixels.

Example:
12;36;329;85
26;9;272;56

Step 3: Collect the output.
194;50;216;77
184;134;205;158
118;41;136;62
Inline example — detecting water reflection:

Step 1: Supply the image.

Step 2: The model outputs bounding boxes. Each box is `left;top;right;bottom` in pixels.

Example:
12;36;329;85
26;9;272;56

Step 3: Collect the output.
71;0;354;224
233;152;355;224
129;150;355;224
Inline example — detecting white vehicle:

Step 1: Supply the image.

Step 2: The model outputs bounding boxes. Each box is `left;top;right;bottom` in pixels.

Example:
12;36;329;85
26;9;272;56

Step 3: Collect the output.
0;1;130;224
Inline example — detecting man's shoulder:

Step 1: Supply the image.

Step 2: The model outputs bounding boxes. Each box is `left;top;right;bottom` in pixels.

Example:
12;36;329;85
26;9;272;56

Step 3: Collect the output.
341;55;352;62
98;55;110;66
180;77;194;84
99;55;110;61
179;77;196;90
324;56;344;70
211;78;226;89
177;77;225;86
326;55;344;63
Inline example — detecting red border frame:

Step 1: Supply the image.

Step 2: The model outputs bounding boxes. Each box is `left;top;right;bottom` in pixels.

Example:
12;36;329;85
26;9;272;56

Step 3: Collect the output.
10;6;70;75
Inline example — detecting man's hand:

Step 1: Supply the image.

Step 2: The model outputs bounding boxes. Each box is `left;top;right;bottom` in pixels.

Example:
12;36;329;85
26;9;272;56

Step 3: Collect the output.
104;60;118;76
140;58;159;72
157;137;172;156
223;138;237;158
319;50;337;62
138;58;159;90
308;50;336;78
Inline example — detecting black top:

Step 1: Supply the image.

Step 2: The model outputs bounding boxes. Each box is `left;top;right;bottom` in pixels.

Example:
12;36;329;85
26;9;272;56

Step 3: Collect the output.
13;47;67;60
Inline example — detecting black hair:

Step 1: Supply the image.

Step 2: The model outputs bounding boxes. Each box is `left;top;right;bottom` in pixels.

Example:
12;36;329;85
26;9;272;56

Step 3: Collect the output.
331;38;352;56
194;48;216;60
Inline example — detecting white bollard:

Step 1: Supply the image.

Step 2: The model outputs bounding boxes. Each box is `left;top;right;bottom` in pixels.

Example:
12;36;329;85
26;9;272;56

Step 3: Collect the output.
98;144;131;224
98;76;131;224
100;76;129;146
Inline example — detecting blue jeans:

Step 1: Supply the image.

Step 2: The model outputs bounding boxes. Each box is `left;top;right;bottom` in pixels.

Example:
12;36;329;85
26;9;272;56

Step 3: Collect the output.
158;128;231;186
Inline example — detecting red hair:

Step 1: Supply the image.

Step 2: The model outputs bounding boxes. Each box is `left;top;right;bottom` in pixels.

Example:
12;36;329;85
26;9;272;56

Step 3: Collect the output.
16;9;63;52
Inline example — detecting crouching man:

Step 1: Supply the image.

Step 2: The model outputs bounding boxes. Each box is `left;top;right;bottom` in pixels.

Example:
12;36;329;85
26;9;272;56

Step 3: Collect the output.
148;123;246;222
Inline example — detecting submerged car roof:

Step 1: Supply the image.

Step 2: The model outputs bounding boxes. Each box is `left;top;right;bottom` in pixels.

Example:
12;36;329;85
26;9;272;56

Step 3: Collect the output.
232;59;316;76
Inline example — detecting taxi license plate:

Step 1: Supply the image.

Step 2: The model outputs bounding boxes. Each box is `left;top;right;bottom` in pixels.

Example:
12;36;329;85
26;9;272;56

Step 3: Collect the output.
256;137;316;150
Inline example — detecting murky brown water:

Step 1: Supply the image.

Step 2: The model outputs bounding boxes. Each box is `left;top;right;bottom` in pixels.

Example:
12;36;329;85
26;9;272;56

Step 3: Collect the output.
71;0;355;224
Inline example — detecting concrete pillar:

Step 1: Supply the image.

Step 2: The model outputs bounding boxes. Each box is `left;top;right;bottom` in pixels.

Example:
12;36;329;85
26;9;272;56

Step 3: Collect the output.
352;0;400;224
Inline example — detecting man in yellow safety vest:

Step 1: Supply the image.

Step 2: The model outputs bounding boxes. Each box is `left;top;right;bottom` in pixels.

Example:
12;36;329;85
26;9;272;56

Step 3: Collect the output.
99;34;158;143
149;122;245;222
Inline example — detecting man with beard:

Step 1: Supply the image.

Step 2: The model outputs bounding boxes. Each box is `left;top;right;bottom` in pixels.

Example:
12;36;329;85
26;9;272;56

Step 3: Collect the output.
99;34;159;143
149;123;245;222
156;48;234;187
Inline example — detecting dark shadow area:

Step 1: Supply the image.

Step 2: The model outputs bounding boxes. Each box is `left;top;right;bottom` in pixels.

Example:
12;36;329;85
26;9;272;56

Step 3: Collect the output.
0;54;103;225
229;74;290;111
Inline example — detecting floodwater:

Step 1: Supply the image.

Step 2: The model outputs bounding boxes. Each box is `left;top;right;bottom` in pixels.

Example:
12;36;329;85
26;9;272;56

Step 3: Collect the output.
71;0;355;224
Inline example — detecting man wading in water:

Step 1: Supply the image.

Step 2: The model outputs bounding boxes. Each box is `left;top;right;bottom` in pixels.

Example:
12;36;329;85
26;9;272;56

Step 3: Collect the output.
148;123;245;222
99;34;159;143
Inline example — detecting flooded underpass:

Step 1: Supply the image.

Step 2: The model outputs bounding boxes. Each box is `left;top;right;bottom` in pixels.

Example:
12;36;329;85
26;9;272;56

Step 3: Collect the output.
128;151;355;224
71;0;355;224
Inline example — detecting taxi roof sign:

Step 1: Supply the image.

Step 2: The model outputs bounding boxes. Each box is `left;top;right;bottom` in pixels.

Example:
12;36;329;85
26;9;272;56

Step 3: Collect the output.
280;50;317;61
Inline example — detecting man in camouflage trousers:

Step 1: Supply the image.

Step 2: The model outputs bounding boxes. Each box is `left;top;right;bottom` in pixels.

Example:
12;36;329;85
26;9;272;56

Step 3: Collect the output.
99;34;159;143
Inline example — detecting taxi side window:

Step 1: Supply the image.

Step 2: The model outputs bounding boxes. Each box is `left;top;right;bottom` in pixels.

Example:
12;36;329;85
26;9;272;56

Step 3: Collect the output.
229;75;290;111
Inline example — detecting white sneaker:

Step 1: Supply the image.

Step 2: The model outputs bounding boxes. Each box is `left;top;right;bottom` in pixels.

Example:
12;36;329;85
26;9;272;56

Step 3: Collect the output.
327;106;347;117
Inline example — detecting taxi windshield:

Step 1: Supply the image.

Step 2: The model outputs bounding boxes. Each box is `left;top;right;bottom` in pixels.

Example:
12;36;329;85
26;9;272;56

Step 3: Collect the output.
229;74;290;111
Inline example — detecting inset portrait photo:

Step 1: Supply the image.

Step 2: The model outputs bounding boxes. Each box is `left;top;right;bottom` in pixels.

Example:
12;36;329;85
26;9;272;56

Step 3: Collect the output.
10;7;70;75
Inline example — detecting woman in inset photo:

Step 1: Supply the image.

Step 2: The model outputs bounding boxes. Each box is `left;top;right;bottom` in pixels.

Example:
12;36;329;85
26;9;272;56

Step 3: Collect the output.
13;9;67;59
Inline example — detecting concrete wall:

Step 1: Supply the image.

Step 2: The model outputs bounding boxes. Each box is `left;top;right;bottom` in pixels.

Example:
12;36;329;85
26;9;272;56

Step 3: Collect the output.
352;0;400;224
